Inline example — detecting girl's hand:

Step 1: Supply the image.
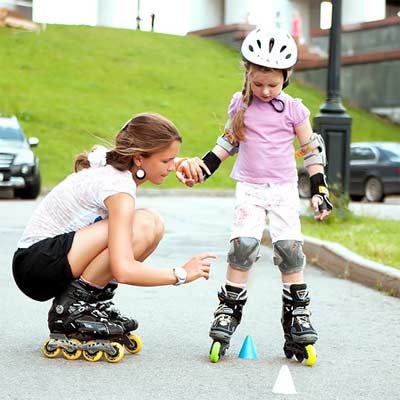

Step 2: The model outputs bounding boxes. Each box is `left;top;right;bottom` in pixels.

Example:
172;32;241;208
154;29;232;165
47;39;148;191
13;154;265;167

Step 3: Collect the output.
311;195;332;221
175;157;211;187
182;253;216;283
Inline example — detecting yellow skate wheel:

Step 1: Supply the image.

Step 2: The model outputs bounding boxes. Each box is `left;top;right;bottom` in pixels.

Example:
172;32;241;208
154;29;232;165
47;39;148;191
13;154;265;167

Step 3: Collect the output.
42;339;61;358
104;342;124;363
82;340;103;362
210;341;221;363
125;334;142;354
61;338;82;360
305;344;317;366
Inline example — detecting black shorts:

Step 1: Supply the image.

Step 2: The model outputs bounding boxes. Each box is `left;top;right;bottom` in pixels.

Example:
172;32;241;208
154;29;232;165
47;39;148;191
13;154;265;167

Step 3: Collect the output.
12;232;75;302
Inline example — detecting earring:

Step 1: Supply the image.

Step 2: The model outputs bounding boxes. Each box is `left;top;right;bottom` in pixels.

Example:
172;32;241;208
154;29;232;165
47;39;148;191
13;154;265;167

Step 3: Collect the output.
135;168;146;180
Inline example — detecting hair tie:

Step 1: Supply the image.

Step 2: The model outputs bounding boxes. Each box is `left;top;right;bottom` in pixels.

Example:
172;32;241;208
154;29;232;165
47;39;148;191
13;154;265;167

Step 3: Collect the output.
88;145;108;168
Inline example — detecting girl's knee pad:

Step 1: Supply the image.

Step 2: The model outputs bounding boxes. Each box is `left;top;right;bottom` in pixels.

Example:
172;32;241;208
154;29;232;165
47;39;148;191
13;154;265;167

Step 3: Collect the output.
273;240;305;274
227;237;260;271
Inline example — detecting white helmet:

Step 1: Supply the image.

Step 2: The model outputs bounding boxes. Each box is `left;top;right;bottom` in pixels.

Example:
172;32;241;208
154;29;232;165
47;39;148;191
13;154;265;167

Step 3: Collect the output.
241;28;298;69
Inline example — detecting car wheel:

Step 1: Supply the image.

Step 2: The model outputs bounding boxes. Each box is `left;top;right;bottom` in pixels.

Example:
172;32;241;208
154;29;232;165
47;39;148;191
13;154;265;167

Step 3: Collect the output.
298;173;311;198
364;177;383;202
15;171;41;199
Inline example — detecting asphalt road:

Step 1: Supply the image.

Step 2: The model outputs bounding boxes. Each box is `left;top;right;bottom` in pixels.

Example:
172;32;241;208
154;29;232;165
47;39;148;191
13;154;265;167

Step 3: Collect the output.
0;194;399;400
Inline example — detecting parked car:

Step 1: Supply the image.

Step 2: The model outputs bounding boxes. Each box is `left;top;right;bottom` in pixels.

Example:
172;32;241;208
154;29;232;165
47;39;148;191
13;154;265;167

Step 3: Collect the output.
0;116;41;199
297;142;400;202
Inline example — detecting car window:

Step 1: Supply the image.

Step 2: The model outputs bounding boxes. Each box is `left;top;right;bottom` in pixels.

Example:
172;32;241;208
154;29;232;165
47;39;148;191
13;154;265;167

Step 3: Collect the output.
379;144;400;162
0;126;24;141
350;147;376;161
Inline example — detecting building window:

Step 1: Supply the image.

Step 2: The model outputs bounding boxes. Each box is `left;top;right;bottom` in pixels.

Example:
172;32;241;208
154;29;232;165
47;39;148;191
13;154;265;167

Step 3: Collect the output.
320;1;332;29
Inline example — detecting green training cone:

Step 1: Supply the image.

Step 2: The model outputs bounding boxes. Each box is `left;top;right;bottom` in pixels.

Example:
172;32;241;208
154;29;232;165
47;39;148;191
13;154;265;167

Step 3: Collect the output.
238;335;259;359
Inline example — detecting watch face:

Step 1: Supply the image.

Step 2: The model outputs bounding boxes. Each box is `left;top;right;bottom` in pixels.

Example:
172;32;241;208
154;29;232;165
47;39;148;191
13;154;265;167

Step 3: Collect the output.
174;267;186;284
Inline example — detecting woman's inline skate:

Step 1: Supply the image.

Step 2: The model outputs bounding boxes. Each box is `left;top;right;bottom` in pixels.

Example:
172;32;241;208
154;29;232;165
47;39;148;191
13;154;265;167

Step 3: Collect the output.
209;284;247;363
95;280;142;354
42;280;141;363
281;283;318;366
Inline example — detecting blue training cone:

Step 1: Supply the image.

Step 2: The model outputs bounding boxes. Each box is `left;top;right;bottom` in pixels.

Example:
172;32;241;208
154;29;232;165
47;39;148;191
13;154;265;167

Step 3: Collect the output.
238;335;259;359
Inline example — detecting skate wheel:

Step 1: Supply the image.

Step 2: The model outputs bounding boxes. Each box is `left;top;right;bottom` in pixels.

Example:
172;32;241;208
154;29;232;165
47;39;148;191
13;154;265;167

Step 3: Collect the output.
42;339;61;358
82;340;103;362
305;344;317;366
62;338;82;360
125;334;142;354
104;342;124;363
284;349;294;360
295;353;304;363
210;341;221;363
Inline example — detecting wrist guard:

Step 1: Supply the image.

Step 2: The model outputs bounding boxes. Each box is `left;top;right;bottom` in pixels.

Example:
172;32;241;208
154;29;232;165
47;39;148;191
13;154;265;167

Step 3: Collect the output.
310;173;333;212
201;151;221;180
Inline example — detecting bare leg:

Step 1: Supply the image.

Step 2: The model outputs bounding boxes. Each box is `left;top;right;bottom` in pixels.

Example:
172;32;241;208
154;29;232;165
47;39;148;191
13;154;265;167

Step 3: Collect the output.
67;208;164;287
282;271;304;284
226;265;249;286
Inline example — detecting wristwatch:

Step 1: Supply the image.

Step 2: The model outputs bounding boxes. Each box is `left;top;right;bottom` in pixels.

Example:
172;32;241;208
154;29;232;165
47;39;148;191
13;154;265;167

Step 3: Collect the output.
173;267;187;286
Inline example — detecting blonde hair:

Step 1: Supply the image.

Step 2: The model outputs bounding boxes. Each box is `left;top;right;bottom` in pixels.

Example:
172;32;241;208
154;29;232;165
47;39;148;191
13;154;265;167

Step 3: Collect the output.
75;113;182;172
230;61;292;142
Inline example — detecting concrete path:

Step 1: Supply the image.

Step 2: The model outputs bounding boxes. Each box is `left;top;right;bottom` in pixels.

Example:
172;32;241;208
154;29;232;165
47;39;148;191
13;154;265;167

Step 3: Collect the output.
0;194;399;400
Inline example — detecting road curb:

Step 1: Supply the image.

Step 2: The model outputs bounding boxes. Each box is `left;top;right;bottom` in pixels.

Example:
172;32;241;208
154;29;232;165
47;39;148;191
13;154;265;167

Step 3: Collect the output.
262;228;400;298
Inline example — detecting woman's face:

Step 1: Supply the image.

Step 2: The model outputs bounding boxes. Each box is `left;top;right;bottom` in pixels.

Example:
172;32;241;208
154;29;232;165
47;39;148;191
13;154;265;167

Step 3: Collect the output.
249;68;284;103
137;140;181;185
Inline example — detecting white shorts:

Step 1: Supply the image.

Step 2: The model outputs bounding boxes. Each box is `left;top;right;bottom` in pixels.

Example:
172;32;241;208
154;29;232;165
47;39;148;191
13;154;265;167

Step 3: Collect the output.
230;181;303;244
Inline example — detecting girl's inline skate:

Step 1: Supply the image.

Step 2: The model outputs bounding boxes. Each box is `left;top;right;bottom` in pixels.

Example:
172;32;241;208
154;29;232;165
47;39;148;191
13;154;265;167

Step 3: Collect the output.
42;280;141;363
209;285;247;363
281;283;318;366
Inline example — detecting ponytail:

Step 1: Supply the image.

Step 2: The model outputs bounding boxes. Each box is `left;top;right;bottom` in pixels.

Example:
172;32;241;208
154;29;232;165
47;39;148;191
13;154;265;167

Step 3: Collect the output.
74;152;90;172
231;64;252;142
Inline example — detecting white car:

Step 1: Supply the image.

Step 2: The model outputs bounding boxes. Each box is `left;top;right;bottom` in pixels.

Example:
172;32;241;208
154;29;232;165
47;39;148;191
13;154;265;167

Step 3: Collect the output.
0;116;41;199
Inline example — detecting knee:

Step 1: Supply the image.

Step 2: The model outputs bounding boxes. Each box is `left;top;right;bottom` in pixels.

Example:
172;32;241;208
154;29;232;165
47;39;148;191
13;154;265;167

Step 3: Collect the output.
273;240;305;274
227;237;260;271
135;208;165;244
152;210;165;243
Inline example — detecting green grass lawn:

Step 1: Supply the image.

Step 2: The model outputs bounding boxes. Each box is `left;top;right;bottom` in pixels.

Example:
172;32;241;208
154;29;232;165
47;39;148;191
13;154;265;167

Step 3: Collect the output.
301;215;400;269
1;24;399;268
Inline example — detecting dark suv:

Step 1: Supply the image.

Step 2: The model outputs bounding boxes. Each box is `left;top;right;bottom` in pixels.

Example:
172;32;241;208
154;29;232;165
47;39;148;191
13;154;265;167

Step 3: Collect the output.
0;116;41;199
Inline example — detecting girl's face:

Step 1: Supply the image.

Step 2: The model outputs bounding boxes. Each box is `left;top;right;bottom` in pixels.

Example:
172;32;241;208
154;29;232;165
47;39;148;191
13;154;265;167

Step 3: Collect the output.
249;68;284;103
136;140;181;185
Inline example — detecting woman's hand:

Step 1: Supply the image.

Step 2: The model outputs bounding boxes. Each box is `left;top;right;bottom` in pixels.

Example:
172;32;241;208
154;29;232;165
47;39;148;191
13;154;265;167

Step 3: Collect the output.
182;253;216;282
175;157;211;187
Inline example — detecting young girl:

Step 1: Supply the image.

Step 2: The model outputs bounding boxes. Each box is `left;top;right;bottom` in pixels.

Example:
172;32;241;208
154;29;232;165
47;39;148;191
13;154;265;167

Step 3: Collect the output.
178;28;332;365
12;112;214;363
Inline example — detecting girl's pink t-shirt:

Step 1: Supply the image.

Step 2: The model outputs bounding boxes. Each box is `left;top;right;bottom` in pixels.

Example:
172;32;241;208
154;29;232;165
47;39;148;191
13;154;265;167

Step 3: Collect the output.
228;91;310;184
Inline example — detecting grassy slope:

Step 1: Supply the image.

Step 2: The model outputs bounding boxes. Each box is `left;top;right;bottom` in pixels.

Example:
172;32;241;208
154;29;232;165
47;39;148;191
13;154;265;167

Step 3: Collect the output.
1;25;399;268
1;25;240;187
1;25;399;189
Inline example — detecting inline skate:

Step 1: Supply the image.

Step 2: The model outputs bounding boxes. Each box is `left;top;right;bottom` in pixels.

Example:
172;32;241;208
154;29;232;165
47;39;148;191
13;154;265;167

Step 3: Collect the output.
209;285;247;363
96;280;142;354
42;280;140;363
281;283;318;366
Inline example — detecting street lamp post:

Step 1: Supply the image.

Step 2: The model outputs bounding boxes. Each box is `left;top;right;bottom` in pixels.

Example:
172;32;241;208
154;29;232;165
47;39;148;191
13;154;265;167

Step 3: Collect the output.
136;0;141;30
313;0;352;194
